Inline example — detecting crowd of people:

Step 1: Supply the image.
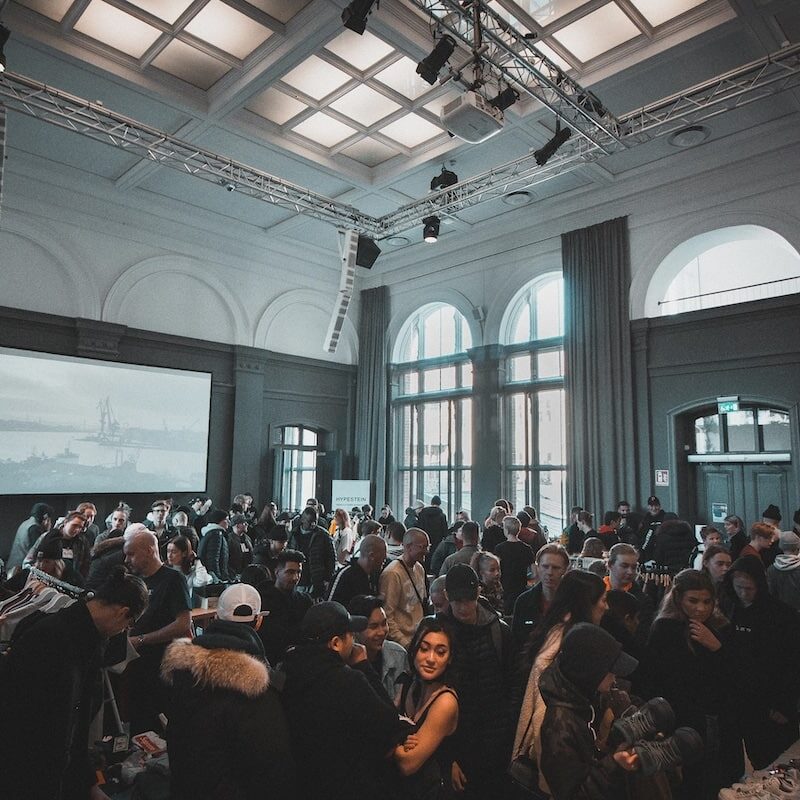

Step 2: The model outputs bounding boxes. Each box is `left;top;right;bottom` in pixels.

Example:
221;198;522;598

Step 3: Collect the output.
1;491;799;800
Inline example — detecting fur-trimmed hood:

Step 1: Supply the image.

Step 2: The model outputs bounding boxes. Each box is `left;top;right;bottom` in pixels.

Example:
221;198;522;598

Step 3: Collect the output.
162;638;269;697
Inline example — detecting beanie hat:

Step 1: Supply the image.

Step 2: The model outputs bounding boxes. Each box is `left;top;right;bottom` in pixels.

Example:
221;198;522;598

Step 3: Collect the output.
445;563;480;602
558;623;638;697
762;504;782;523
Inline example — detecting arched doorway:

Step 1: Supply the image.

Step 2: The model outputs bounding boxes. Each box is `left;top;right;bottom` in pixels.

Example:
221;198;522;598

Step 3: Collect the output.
679;403;794;525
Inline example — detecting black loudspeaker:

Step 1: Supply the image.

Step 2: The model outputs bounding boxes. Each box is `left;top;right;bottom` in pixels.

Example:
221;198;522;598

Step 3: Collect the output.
356;235;381;269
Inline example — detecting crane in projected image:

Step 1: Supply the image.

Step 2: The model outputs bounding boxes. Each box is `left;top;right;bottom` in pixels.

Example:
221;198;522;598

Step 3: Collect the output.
97;396;120;443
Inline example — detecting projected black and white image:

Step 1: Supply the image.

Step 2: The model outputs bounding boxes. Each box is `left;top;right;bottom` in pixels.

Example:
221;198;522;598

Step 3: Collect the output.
0;348;212;494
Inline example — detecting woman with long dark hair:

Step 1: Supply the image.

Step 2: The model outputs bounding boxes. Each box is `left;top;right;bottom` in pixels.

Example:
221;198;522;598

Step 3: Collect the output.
640;569;743;798
394;616;459;799
512;570;608;794
166;534;211;590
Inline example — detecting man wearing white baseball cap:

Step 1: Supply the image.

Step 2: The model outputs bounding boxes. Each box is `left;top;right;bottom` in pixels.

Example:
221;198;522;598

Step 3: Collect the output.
161;583;294;799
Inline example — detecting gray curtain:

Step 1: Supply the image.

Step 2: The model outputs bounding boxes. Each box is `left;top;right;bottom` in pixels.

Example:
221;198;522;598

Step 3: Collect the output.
563;216;637;515
354;286;389;502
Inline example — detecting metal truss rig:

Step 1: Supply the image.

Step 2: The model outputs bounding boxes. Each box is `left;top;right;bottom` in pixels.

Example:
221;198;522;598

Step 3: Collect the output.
404;0;625;152
0;41;799;240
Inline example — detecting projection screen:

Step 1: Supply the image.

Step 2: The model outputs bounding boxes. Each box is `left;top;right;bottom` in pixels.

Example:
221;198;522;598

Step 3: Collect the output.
0;347;212;495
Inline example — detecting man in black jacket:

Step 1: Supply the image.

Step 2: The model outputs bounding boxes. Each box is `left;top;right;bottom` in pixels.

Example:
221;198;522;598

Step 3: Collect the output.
287;506;336;599
327;534;386;606
441;564;514;799
280;602;410;800
257;549;313;665
416;495;449;564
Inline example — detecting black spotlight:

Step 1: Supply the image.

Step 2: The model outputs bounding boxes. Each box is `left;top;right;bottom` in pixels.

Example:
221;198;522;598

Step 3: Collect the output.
423;216;440;243
430;167;458;192
0;25;9;74
490;87;519;111
356;235;381;269
577;90;606;116
533;123;572;166
341;0;378;35
417;35;456;85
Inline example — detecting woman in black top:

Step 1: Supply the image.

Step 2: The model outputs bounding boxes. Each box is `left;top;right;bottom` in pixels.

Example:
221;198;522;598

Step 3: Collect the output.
395;616;459;799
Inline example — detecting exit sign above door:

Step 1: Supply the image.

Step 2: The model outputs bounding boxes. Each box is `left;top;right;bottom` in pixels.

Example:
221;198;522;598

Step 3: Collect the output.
717;396;740;414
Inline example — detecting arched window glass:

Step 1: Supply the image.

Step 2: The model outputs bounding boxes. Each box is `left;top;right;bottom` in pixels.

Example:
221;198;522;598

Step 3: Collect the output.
501;273;566;534
391;304;473;519
650;226;800;316
693;407;790;456
278;425;318;511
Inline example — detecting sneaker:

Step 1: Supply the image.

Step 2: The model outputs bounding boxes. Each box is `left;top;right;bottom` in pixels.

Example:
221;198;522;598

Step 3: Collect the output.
609;697;676;747
633;726;703;777
719;775;800;799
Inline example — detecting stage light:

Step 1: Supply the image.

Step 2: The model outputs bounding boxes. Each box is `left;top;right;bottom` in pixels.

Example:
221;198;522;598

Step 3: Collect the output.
534;123;572;166
423;216;440;243
0;25;10;73
417;35;456;85
430;167;458;192
341;0;378;35
490;87;519;111
577;90;606;117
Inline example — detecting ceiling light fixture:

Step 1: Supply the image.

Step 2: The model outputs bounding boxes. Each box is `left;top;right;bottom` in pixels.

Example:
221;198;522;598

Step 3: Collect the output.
417;35;456;85
430;166;458;191
534;122;572;166
341;0;378;35
423;215;440;243
0;25;10;73
668;125;710;148
490;87;519;111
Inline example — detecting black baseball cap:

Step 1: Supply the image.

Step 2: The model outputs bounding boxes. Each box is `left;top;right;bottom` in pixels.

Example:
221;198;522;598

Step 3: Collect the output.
300;601;368;642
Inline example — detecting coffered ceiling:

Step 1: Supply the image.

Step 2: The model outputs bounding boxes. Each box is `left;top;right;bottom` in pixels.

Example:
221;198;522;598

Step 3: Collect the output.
2;0;799;261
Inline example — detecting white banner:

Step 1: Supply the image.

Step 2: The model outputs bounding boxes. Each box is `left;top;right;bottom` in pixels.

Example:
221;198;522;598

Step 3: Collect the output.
331;479;371;509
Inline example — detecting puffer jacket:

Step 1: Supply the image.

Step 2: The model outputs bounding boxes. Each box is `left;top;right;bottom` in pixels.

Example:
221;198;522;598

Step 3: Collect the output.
286;525;336;599
197;523;231;581
651;521;696;573
161;620;295;800
443;598;513;779
538;660;623;800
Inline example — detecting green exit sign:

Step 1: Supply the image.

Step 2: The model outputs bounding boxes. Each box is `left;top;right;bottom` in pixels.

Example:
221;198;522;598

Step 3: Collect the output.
717;397;740;414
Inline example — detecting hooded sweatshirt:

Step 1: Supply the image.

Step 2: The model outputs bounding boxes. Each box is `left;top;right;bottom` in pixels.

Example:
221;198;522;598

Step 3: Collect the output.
767;552;800;611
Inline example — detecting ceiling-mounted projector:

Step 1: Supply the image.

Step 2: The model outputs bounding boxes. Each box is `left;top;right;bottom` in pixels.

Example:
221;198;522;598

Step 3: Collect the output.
441;91;504;143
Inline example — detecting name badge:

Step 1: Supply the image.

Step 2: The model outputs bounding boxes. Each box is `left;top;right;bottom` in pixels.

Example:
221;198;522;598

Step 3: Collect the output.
62;548;74;560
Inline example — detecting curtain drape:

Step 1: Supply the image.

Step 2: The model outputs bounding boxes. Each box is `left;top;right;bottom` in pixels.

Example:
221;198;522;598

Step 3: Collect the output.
354;286;389;502
562;216;637;515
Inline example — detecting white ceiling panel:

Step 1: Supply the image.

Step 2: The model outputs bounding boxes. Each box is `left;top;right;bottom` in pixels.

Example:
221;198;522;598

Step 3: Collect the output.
125;0;193;24
292;112;359;147
329;84;402;127
552;3;642;62
340;137;400;167
151;39;231;89
184;0;273;59
247;87;307;125
324;30;395;72
281;55;353;101
73;1;162;59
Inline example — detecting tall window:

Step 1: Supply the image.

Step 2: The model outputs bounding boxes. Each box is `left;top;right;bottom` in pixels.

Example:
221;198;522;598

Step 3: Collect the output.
502;273;566;534
279;425;317;511
392;304;473;519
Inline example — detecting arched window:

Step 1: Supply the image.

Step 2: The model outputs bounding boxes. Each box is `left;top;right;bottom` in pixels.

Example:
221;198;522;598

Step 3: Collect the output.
391;303;473;519
648;226;800;317
278;425;318;511
501;273;566;534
